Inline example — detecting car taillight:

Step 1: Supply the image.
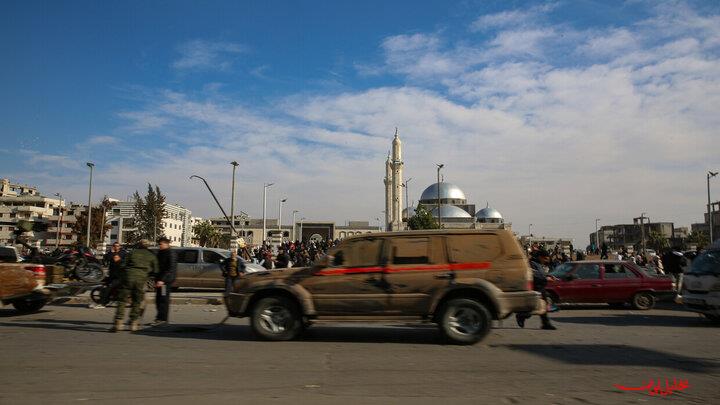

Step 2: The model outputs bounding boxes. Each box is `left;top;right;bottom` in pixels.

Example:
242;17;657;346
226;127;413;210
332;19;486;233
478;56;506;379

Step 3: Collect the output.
25;265;46;287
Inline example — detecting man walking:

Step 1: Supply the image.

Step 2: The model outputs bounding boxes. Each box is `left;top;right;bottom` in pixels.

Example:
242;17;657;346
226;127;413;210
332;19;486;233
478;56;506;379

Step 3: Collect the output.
516;249;556;330
152;237;176;326
223;249;245;295
110;239;158;332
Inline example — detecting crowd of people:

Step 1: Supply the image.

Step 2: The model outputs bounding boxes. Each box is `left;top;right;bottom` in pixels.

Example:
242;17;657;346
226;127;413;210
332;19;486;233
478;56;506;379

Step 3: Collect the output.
246;239;339;269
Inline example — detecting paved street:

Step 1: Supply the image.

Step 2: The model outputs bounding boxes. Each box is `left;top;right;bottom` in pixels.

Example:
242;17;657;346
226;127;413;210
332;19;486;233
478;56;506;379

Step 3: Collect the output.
1;302;718;404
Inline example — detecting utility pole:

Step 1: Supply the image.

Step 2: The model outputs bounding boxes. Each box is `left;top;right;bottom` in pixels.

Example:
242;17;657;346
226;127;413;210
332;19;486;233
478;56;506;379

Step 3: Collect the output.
634;213;648;254
299;217;306;242
85;162;95;249
529;223;533;236
292;210;299;241
262;183;274;245
230;161;239;238
709;171;718;243
436;164;444;228
595;218;601;251
54;193;63;249
278;198;287;230
402;177;412;224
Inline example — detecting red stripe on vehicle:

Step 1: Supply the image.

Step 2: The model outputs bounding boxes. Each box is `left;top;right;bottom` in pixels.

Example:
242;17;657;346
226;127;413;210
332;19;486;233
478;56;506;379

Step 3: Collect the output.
316;262;491;276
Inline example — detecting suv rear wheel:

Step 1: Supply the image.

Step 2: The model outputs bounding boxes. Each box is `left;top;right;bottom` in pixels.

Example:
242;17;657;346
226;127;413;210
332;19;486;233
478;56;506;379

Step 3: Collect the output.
12;299;47;313
438;298;491;345
251;296;302;341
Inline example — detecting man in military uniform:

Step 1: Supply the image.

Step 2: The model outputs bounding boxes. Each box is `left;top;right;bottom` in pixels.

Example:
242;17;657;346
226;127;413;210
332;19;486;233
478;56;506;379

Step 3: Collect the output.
110;239;158;332
223;249;245;295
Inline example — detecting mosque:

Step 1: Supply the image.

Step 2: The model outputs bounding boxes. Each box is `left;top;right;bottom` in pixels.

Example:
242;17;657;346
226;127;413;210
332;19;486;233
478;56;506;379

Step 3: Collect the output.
383;130;510;231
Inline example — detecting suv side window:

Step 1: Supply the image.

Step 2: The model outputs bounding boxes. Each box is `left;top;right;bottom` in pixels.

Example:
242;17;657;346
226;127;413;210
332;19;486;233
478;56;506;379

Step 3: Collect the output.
203;250;225;264
177;249;199;264
391;237;430;265
604;263;637;278
333;238;383;267
575;264;600;279
446;234;502;263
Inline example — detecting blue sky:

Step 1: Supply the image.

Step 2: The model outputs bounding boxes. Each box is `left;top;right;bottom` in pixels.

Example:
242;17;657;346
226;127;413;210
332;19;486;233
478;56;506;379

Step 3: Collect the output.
1;0;719;244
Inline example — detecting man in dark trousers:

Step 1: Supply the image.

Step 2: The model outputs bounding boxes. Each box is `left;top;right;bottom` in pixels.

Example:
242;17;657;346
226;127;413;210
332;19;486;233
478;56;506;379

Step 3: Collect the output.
516;249;557;330
111;239;158;332
152;237;176;326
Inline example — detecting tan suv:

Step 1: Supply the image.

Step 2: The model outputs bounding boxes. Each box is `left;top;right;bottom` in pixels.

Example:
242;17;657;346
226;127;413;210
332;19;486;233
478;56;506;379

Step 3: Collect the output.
226;229;539;344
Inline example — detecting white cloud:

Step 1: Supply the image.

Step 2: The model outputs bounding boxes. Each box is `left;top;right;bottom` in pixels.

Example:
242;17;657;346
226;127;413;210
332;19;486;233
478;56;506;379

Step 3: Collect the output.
470;3;558;32
87;136;118;145
172;39;246;71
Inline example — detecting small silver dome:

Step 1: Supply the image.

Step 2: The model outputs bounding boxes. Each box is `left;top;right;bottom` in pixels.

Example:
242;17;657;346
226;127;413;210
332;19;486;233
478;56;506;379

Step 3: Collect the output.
420;183;467;203
476;207;503;220
429;204;472;219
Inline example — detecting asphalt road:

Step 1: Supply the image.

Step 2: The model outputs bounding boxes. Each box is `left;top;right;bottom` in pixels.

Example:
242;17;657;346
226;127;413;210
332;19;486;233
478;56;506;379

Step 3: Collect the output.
0;302;718;404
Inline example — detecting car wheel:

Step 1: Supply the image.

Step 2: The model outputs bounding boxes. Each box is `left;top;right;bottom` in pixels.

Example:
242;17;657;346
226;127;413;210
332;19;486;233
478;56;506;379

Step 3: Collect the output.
12;299;48;313
438;298;492;345
631;292;655;310
251;296;302;341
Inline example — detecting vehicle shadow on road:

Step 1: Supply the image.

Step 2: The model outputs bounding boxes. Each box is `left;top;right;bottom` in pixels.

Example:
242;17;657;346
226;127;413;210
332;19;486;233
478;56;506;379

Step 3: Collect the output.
0;319;112;333
498;344;718;373
554;313;713;328
137;323;443;345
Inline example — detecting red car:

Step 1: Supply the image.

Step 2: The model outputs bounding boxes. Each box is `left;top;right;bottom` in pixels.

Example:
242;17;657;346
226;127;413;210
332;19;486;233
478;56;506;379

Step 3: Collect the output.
546;261;674;310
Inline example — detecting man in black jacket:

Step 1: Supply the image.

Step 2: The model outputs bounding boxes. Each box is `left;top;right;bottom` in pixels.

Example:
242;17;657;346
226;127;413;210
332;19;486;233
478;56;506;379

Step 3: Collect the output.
152;237;176;326
516;249;556;330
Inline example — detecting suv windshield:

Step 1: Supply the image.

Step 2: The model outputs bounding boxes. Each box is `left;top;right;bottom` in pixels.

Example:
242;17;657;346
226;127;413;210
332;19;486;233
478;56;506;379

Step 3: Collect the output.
687;249;720;275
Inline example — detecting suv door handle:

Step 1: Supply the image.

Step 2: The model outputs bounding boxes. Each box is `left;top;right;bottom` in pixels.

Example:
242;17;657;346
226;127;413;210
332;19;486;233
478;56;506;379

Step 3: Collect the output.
434;272;455;280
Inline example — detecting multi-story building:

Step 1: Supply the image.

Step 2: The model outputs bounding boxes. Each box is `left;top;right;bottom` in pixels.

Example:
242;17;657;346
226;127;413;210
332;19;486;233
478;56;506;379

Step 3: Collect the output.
106;201;192;247
0;178;71;248
589;220;675;251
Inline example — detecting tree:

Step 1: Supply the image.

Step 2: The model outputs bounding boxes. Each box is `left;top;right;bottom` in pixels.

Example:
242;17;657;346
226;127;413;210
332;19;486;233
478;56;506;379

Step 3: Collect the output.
408;204;440;230
647;230;669;252
130;183;167;243
193;221;220;247
74;197;116;248
685;230;709;250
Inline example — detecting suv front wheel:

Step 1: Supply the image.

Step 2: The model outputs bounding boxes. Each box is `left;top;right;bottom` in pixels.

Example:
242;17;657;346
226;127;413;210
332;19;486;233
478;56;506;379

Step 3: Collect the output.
438;298;491;345
251;296;302;341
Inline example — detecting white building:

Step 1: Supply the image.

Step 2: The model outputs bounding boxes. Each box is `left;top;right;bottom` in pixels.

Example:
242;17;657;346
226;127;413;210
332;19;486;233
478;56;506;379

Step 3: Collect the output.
106;201;192;247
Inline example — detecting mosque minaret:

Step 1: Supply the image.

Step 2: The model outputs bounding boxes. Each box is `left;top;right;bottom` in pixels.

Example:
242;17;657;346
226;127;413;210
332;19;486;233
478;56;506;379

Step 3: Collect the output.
384;129;405;231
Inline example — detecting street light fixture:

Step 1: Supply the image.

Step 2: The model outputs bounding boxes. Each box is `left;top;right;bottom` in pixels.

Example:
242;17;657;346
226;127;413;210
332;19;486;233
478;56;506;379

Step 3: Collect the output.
262;183;274;245
708;171;718;243
85;162;95;248
292;210;299;241
436;164;444;228
230;161;239;238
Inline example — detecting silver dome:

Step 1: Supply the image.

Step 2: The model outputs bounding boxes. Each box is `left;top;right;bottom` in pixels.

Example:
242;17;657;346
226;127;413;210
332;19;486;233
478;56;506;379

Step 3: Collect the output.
429;204;472;219
476;207;503;220
420;182;467;202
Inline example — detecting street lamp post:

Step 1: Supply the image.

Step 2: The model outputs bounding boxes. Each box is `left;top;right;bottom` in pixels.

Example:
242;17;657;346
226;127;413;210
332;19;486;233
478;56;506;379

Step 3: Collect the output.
375;217;381;231
436;164;444;228
402;177;412;223
85;162;95;248
529;223;533;237
709;171;718;243
54;193;63;249
299;217;306;242
262;183;274;245
230;161;239;238
278;198;287;230
292;210;299;241
595;218;601;251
